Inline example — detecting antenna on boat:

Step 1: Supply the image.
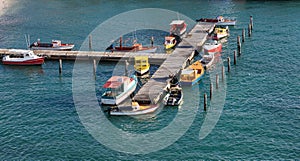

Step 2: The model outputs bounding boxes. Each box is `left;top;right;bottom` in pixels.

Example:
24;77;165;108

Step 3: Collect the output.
24;34;30;49
177;12;180;20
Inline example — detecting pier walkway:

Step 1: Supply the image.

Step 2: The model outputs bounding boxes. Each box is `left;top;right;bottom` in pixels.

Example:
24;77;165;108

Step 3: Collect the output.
133;22;215;104
0;49;168;64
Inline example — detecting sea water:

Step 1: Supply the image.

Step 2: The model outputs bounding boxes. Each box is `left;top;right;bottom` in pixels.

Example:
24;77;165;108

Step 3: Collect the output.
0;0;299;160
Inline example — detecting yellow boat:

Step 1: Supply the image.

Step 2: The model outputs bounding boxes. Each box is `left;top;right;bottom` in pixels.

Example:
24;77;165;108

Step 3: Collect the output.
180;61;205;86
212;26;229;40
164;36;177;49
134;56;150;75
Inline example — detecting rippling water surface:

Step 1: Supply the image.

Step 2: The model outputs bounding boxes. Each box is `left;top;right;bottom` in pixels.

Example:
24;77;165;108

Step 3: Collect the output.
0;1;299;160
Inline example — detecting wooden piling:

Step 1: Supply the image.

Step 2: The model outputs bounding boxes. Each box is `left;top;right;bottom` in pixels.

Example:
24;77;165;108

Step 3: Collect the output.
234;50;237;65
222;66;225;82
125;60;129;76
250;16;253;31
242;28;245;42
93;59;97;75
210;83;213;100
248;23;252;37
89;35;92;51
204;93;207;112
59;59;62;74
227;57;231;72
237;36;241;55
216;74;219;89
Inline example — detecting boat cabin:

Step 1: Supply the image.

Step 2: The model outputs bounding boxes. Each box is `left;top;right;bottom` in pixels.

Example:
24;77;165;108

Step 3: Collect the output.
180;69;198;82
134;56;149;69
52;40;62;47
216;16;224;22
169;20;187;36
102;76;131;98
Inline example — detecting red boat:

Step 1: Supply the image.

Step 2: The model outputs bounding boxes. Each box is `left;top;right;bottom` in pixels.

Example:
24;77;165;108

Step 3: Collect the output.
2;49;44;65
203;40;222;53
107;37;157;53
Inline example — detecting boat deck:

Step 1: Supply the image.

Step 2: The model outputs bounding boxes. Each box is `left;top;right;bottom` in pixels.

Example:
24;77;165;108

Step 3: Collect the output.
133;22;215;104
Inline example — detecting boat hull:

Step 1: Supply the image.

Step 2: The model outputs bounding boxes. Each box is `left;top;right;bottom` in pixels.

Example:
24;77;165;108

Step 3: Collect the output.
113;46;157;53
110;104;160;116
181;74;204;86
2;57;44;65
30;45;74;51
135;68;149;75
203;43;222;53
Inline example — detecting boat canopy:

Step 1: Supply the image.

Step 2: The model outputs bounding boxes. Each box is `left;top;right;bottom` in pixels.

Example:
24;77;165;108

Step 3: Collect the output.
103;76;129;89
165;36;176;40
170;20;185;25
181;69;194;75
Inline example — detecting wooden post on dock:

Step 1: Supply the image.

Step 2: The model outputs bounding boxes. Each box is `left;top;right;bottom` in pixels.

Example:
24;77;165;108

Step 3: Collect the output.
210;83;213;100
125;60;129;76
59;59;62;74
222;66;225;82
89;35;92;51
216;74;219;89
248;23;252;37
234;50;237;65
250;16;253;31
204;93;207;112
237;36;241;55
93;59;97;75
242;28;245;42
227;57;231;72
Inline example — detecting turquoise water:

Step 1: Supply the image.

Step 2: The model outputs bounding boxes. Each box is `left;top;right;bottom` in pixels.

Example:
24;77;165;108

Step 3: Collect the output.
0;1;299;160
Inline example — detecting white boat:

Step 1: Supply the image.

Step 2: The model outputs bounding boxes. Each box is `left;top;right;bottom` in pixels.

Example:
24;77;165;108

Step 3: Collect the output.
134;56;150;75
216;16;236;26
101;75;137;105
200;53;215;69
196;16;236;26
2;49;44;65
109;102;160;116
29;39;75;51
169;20;187;36
203;40;222;53
163;86;183;106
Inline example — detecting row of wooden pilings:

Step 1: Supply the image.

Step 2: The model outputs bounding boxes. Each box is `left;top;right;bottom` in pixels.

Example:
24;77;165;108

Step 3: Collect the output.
203;16;253;111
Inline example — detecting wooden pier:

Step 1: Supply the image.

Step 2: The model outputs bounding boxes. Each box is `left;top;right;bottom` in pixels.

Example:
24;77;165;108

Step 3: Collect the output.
133;22;215;105
0;49;168;64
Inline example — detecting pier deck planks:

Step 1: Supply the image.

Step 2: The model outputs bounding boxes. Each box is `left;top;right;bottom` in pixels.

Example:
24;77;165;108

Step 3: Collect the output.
133;22;215;104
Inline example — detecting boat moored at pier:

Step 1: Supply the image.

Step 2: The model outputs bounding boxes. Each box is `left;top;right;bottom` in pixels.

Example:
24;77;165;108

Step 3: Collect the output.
2;49;44;65
101;75;137;105
29;39;75;51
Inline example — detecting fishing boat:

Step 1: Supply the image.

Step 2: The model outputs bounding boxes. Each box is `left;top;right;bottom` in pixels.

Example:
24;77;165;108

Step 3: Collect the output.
29;39;75;51
109;101;160;116
101;75;137;105
169;20;187;36
134;56;150;75
2;49;44;65
180;61;205;86
196;15;236;26
163;86;183;106
203;40;222;53
107;37;157;53
200;53;215;69
212;26;229;40
164;36;178;50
